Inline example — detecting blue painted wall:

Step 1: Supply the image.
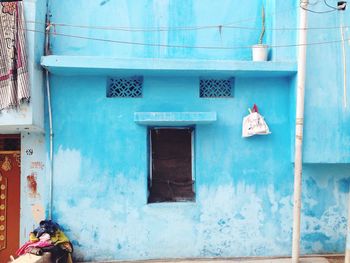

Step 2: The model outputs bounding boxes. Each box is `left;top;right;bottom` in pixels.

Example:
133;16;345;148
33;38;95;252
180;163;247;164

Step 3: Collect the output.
42;0;350;261
303;9;350;162
48;74;349;261
48;0;297;61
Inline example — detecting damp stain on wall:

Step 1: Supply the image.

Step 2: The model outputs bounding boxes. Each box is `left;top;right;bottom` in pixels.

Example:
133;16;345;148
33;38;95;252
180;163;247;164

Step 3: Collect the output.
50;147;350;262
27;172;39;198
100;0;111;5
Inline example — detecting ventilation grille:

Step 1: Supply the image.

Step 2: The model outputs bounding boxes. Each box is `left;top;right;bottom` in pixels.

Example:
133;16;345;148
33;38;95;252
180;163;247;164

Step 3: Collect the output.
107;77;143;98
199;78;234;98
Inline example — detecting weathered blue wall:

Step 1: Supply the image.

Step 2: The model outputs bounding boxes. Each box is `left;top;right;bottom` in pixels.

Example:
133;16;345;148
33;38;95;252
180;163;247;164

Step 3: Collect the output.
50;75;296;261
303;9;350;162
48;0;297;61
48;75;349;261
42;0;350;261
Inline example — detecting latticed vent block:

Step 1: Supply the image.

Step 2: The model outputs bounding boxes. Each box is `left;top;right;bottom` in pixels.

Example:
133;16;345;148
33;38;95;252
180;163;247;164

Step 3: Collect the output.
199;78;234;98
107;77;143;98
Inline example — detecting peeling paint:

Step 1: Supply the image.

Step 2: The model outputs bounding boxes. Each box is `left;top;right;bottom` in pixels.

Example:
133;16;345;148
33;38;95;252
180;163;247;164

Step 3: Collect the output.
27;173;39;198
50;147;349;261
46;73;350;261
20;132;48;245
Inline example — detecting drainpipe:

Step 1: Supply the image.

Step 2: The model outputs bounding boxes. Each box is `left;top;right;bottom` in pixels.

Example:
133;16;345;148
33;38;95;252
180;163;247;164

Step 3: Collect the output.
45;69;53;220
44;2;54;220
346;194;350;263
292;1;308;263
341;4;350;261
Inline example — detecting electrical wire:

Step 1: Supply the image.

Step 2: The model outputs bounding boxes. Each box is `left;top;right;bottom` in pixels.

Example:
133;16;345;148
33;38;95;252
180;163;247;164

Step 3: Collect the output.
3;0;346;33
323;0;338;10
300;5;338;13
300;0;340;13
24;19;350;32
17;0;347;33
223;24;350;31
20;27;350;50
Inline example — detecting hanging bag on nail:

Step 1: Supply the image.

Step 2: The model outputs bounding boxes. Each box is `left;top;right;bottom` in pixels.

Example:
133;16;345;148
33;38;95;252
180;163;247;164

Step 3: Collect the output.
242;104;271;138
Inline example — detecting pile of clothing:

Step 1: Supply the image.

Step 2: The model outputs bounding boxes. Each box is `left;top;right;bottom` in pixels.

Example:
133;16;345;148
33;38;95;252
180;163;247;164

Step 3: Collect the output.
14;220;73;263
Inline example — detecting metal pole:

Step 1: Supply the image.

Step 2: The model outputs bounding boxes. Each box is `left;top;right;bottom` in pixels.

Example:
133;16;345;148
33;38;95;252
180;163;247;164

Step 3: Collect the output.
292;1;308;263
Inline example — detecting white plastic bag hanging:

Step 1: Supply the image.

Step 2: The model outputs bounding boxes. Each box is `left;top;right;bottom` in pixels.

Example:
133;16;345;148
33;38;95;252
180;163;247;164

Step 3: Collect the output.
242;104;271;138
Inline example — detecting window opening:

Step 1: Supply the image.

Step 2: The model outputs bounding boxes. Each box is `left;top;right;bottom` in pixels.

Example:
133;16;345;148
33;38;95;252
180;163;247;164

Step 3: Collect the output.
107;76;143;98
148;127;195;203
199;78;234;98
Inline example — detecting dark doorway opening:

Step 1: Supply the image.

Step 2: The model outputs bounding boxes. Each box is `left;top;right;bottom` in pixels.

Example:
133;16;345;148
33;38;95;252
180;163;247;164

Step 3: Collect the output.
148;128;194;203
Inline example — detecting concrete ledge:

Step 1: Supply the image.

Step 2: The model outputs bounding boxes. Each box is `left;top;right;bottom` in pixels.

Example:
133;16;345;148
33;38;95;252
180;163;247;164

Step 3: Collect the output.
134;112;217;126
41;56;297;77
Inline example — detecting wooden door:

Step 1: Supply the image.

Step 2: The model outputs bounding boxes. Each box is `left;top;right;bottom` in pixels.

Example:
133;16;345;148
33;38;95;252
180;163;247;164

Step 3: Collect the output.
0;135;20;262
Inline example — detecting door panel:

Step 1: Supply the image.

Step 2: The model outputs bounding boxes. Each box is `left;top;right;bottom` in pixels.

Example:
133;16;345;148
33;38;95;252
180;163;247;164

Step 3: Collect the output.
0;135;20;262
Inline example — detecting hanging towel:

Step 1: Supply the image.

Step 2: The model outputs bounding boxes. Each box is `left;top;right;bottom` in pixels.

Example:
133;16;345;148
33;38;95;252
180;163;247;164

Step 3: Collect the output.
0;2;30;111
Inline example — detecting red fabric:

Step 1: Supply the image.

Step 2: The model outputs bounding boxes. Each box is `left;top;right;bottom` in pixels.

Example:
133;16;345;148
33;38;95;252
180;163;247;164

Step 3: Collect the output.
16;240;52;256
252;104;259;113
16;234;52;256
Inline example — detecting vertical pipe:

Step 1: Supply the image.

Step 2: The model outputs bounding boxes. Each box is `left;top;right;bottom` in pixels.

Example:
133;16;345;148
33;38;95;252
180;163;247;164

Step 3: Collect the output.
46;69;53;220
346;193;350;263
341;7;350;261
292;1;308;263
44;0;54;220
340;24;347;108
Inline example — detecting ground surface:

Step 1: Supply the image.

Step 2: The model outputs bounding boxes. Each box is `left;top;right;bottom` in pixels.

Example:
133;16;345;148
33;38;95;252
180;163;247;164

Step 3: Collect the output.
80;255;345;263
325;256;344;263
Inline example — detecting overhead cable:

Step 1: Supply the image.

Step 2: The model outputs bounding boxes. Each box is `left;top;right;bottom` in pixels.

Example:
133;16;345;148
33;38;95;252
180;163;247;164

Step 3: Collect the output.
20;27;350;50
300;0;344;13
323;0;339;9
24;20;350;32
299;5;338;13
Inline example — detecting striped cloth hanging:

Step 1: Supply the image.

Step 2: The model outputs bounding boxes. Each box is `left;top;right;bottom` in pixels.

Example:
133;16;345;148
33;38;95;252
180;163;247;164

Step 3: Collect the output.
0;2;30;111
